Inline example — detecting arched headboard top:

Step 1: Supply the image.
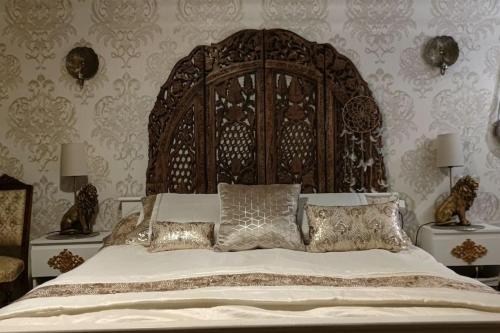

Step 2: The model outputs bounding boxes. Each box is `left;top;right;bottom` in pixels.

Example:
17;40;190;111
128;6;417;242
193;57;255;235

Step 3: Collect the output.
147;29;387;195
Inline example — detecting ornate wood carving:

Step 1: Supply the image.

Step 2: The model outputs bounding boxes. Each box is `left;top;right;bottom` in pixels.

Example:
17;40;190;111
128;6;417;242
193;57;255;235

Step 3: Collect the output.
48;249;85;273
147;29;387;194
451;239;487;264
214;74;258;185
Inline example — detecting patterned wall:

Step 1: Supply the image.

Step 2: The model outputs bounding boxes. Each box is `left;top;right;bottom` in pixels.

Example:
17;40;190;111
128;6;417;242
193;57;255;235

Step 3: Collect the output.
1;0;500;239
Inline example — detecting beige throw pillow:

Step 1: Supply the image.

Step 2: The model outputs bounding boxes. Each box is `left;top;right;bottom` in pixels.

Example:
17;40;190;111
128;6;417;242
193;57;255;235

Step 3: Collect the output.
215;183;304;251
306;201;410;252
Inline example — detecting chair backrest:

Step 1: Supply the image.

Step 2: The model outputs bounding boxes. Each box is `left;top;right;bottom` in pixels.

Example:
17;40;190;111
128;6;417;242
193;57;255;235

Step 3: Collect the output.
0;174;32;264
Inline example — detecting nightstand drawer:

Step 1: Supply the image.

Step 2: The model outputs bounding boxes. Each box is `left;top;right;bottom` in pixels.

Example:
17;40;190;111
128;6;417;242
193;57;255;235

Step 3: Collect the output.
31;243;102;277
419;224;500;266
426;235;500;266
30;231;110;279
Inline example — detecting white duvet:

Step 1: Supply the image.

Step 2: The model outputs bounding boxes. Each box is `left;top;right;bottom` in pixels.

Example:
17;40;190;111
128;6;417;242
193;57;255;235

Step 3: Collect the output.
1;245;500;332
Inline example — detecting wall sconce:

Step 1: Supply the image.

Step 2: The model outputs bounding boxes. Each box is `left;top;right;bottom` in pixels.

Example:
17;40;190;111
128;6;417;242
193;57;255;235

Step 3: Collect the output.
65;47;99;88
424;36;459;75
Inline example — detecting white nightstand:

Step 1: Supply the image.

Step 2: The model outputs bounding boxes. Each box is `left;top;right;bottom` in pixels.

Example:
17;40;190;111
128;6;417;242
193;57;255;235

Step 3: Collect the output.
419;224;500;266
418;223;500;288
30;231;110;286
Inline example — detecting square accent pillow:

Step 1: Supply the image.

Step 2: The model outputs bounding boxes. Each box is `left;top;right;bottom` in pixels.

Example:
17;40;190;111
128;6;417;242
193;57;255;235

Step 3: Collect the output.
306;201;410;253
148;222;214;252
215;183;304;251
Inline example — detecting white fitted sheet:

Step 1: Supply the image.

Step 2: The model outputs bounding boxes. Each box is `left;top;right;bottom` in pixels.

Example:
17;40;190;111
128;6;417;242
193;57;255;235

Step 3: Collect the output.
1;245;499;332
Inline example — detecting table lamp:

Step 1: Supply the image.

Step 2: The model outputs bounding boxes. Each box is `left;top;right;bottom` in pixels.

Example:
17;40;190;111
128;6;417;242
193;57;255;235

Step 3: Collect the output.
436;133;464;192
61;143;88;202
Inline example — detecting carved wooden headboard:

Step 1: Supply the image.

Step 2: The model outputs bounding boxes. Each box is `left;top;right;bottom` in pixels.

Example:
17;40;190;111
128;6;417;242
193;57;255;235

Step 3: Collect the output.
147;29;387;194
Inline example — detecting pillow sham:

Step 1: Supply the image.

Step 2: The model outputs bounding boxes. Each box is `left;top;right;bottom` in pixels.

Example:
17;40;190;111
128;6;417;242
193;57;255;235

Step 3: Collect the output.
215;183;304;252
306;201;410;253
102;212;141;247
148;222;214;252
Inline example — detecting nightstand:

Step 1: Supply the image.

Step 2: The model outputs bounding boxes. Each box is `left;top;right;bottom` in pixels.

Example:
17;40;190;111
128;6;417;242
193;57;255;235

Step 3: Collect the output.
30;231;110;286
419;223;500;287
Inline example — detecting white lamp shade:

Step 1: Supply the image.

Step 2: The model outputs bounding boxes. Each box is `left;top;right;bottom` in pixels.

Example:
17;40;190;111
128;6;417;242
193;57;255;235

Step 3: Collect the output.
61;143;89;176
436;133;464;168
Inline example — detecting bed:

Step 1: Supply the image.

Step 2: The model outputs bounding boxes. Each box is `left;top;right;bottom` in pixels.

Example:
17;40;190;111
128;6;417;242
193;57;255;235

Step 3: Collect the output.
1;29;499;332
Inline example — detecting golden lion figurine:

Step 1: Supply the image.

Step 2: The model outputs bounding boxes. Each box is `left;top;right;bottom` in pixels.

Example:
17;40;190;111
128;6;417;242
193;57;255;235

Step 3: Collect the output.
435;175;479;226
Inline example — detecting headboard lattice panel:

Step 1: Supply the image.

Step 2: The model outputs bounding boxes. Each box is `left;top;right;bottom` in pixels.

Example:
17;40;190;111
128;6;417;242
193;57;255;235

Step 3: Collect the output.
147;29;387;194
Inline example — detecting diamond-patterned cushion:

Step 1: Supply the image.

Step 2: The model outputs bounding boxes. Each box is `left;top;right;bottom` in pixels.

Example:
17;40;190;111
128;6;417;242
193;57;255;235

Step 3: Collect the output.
215;183;304;251
0;256;24;283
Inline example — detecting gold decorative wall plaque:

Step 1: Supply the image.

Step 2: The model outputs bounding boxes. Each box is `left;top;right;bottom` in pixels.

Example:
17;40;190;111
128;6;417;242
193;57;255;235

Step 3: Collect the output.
47;249;85;273
451;239;487;264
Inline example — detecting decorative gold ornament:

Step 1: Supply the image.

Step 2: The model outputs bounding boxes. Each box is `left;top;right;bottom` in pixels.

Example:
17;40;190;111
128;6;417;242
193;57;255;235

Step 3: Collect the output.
435;175;479;226
47;249;85;273
451;239;487;264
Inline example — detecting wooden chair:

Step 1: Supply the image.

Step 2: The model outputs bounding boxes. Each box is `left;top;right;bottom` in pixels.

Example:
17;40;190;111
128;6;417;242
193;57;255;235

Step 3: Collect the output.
0;174;33;306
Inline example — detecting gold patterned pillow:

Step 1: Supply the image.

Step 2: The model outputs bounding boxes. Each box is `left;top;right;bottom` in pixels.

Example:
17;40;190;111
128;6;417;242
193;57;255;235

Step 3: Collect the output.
148;222;214;252
125;223;150;247
103;212;140;247
140;194;157;227
119;195;157;247
215;183;304;252
306;201;410;252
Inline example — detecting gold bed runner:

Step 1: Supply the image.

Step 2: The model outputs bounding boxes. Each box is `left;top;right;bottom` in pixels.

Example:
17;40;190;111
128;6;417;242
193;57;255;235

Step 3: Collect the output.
22;273;496;301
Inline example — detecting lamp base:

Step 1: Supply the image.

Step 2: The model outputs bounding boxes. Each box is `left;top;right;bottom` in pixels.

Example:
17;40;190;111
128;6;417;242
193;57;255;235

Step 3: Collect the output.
46;231;100;240
431;224;485;231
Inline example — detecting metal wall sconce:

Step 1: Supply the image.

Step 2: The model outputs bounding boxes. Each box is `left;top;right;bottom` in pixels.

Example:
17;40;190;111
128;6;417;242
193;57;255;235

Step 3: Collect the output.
424;36;459;75
65;47;99;88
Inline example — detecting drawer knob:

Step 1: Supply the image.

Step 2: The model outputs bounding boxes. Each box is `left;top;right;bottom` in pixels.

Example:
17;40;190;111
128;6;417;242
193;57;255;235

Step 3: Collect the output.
451;239;487;264
48;249;85;273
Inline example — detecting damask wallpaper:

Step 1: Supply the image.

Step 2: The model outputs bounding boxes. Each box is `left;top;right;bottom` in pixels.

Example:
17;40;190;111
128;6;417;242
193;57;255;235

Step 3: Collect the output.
1;0;500;239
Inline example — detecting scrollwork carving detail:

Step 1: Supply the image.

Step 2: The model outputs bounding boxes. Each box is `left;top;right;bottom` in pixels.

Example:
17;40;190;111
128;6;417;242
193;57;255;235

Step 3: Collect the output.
451;239;487;264
47;249;85;273
147;29;387;195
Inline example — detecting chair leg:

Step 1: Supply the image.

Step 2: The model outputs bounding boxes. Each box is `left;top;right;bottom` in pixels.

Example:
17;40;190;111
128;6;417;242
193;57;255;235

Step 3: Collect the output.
1;283;14;305
0;288;7;307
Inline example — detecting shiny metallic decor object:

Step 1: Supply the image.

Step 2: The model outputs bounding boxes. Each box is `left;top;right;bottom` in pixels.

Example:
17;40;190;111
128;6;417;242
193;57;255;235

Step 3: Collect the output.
451;239;487;264
65;47;99;88
424;36;459;75
60;183;98;235
435;175;479;226
47;249;85;273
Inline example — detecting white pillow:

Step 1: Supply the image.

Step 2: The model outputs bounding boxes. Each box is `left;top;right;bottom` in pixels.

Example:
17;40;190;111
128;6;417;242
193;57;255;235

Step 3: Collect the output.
149;193;221;240
297;193;368;243
152;193;220;223
364;192;405;208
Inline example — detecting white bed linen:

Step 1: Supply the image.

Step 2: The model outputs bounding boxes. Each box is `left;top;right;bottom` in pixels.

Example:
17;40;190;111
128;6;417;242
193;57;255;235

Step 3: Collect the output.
1;245;500;332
